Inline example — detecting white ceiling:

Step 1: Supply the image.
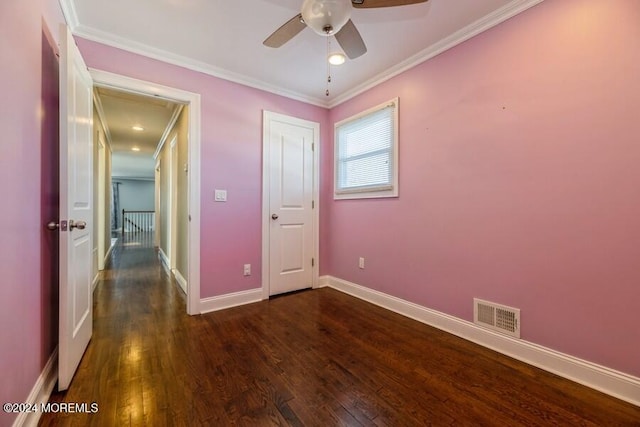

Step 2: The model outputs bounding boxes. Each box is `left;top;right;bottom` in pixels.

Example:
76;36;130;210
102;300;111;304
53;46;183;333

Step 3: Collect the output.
62;0;542;107
95;87;181;179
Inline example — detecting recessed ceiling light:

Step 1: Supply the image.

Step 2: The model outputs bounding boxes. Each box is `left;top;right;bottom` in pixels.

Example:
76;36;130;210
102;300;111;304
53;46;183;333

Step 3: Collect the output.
132;125;144;131
328;53;346;66
131;147;141;152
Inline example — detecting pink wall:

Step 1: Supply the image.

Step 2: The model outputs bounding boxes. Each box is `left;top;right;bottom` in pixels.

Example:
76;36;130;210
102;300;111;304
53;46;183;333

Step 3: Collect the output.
325;0;640;377
4;4;636;417
75;39;330;298
0;1;60;424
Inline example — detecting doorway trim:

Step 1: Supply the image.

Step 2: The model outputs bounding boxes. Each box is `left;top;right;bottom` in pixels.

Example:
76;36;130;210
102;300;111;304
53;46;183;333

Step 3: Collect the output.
261;111;320;300
154;160;161;249
97;131;106;271
169;135;178;272
90;69;202;315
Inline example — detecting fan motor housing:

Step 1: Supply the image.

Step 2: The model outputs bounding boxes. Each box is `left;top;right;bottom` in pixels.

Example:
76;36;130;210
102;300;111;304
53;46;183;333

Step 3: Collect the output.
301;0;352;36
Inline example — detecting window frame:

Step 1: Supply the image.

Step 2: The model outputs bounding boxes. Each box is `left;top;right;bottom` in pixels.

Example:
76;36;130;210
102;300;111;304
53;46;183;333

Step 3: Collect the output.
334;97;399;200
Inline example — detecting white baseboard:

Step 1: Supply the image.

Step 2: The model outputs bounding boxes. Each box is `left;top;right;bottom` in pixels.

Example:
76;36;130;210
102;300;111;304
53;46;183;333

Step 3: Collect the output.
91;272;99;292
13;348;58;427
104;239;115;265
173;268;187;295
200;288;263;314
158;248;170;272
319;275;640;407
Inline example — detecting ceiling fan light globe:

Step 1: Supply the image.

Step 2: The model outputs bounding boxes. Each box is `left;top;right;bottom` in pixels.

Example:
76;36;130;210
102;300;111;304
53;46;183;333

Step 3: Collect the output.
328;52;346;65
301;0;352;36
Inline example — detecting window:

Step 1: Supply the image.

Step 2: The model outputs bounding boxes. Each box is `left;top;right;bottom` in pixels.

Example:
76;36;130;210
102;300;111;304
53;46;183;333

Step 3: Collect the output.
334;98;398;199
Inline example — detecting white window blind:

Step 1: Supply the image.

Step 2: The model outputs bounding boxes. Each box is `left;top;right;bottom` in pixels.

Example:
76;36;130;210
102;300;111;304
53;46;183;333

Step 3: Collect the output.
335;99;398;198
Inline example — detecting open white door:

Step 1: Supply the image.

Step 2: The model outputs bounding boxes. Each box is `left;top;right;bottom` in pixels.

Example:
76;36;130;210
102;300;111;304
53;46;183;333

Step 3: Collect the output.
263;112;319;296
58;25;94;391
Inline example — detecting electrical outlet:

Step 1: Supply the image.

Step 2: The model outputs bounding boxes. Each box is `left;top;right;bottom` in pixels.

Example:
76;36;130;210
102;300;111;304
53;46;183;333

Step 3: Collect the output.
359;257;365;269
243;264;251;276
214;189;227;202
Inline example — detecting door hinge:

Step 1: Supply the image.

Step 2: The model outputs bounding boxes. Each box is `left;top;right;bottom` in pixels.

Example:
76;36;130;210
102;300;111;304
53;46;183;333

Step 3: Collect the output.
311;258;315;267
312;200;315;209
312;142;315;151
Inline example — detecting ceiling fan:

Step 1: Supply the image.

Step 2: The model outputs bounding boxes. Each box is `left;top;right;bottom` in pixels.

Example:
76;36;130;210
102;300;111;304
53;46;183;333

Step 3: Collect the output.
263;0;429;60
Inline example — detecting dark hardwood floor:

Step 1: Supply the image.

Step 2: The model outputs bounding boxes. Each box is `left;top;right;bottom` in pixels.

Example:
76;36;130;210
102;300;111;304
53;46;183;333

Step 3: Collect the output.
40;234;640;426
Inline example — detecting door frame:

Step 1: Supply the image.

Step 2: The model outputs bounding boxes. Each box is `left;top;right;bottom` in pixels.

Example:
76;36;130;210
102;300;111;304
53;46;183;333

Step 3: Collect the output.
154;160;161;248
97;131;106;271
90;69;202;315
261;111;320;300
169;135;178;271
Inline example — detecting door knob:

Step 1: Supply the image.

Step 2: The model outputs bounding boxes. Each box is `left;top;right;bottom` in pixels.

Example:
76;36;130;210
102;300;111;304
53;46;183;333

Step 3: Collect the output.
46;221;59;231
271;214;279;220
69;220;87;230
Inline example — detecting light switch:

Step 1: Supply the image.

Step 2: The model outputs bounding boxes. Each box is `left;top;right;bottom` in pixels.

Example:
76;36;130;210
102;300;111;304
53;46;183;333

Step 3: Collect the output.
214;189;227;202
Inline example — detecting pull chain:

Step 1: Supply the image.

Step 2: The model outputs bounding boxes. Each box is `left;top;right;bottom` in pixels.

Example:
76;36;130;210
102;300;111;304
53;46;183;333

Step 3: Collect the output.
326;37;331;97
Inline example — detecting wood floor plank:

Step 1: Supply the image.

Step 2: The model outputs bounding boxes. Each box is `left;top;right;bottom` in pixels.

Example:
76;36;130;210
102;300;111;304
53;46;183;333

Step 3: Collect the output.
40;233;640;426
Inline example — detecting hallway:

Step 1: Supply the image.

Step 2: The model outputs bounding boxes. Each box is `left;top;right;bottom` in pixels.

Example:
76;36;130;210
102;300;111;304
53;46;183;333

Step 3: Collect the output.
41;232;192;425
40;235;640;426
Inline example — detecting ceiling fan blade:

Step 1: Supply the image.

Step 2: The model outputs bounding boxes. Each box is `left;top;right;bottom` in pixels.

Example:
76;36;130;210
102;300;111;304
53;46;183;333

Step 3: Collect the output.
263;14;307;48
352;0;428;8
335;19;367;59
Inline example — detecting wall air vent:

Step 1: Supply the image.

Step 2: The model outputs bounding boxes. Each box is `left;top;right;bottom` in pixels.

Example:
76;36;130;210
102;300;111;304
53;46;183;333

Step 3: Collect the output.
473;298;520;338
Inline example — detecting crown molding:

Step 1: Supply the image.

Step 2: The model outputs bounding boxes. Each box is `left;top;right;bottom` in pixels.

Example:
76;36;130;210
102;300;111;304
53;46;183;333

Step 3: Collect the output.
62;0;543;110
328;0;545;108
70;24;330;108
59;0;79;30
